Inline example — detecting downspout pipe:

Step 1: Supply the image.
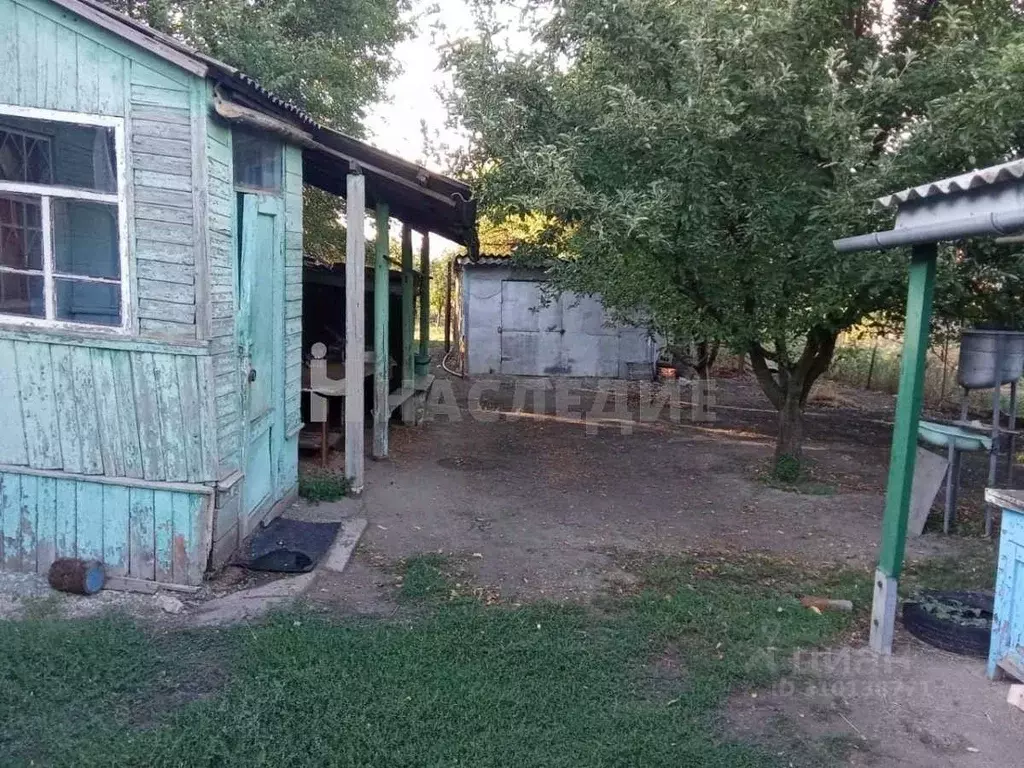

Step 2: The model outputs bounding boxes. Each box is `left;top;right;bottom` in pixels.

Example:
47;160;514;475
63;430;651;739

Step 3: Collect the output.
834;210;1024;253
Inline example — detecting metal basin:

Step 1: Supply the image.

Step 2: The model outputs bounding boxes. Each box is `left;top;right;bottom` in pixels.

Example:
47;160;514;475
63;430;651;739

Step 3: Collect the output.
917;420;991;452
957;330;1024;389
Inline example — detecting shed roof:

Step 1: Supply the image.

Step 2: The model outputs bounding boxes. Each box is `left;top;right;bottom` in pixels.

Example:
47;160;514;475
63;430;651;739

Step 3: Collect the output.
834;158;1024;253
50;0;477;249
877;159;1024;208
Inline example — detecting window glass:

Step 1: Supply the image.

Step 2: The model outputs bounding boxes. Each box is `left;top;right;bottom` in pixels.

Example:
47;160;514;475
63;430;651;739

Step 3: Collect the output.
0;117;116;193
52;199;119;279
0;272;44;318
0;111;124;330
55;279;120;326
0;194;43;270
233;129;281;191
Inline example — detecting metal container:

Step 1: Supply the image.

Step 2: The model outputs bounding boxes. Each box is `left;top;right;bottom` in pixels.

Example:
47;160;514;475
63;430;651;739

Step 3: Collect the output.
957;330;1024;389
625;361;654;381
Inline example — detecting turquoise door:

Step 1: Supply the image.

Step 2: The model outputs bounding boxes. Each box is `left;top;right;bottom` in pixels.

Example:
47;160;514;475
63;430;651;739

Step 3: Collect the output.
239;194;284;521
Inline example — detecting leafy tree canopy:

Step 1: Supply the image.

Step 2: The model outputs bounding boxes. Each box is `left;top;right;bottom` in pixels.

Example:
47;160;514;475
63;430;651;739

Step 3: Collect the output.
107;0;411;132
105;0;412;262
442;0;1024;465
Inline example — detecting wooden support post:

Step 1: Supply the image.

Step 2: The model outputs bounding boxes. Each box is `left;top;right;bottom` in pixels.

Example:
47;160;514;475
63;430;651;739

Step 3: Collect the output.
372;202;390;459
444;257;452;353
871;243;937;654
345;169;366;493
419;232;430;361
401;224;416;425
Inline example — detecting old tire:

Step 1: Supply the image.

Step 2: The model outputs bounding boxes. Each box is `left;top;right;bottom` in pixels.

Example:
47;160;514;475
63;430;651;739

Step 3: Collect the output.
901;590;993;658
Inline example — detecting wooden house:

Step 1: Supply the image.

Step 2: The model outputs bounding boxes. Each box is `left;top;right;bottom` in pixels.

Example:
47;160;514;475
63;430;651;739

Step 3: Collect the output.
0;0;477;587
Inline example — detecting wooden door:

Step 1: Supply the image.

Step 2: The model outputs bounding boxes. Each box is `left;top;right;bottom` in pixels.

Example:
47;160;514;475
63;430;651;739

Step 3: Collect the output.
238;193;283;522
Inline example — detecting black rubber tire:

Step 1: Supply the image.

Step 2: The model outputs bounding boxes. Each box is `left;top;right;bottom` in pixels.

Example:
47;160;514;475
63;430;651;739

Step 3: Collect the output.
901;590;993;658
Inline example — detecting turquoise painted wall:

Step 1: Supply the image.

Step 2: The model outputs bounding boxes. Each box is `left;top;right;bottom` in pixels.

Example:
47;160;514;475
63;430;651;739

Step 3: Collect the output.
0;0;305;580
0;0;207;340
0;470;209;584
206;129;302;561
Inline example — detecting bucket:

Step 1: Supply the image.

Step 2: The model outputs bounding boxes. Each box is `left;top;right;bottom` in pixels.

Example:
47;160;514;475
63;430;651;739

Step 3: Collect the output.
414;353;431;377
657;364;677;382
957;330;1024;389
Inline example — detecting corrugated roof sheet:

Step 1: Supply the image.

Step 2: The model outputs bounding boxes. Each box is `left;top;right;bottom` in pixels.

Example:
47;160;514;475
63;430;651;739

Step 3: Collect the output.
878;159;1024;208
456;255;514;266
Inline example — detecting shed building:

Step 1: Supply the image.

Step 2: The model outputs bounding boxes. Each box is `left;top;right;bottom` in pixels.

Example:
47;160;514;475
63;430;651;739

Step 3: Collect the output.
0;0;476;586
454;258;657;378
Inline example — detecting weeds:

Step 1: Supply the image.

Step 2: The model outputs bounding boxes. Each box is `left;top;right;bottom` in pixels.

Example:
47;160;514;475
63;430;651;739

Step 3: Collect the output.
297;470;350;502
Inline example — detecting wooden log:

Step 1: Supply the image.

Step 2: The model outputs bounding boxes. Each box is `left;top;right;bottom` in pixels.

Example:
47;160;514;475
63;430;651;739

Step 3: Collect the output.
345;170;367;493
800;596;854;613
48;558;105;595
419;231;430;361
373;202;391;459
401;224;416;426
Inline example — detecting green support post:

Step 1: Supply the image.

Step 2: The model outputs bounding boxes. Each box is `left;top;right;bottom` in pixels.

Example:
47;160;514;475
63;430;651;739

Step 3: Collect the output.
870;242;937;654
400;224;416;425
372;202;390;459
419;233;430;365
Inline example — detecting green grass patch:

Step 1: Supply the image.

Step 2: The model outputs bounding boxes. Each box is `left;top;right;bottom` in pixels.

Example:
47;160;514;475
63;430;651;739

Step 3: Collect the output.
902;546;997;594
755;459;837;496
297;469;350;502
0;556;868;768
396;553;454;602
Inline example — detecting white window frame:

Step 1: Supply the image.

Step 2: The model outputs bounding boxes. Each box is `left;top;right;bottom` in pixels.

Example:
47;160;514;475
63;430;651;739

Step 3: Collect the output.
0;104;131;334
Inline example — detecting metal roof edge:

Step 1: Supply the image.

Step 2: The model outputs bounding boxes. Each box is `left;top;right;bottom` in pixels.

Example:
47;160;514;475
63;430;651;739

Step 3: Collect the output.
878;159;1024;208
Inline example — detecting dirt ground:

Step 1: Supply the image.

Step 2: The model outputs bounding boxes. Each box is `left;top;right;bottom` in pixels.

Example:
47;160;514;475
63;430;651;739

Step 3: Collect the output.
303;364;1024;766
313;369;967;609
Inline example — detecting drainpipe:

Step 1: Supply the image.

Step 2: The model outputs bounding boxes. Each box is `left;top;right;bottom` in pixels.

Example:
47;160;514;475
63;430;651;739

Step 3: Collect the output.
834;210;1024;253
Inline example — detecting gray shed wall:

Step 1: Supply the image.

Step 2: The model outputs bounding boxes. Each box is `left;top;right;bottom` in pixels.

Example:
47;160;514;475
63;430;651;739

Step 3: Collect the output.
460;265;656;378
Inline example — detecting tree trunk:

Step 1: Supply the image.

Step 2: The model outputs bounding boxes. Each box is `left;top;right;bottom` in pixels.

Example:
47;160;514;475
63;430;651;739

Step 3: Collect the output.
694;340;720;382
775;390;804;465
749;328;838;475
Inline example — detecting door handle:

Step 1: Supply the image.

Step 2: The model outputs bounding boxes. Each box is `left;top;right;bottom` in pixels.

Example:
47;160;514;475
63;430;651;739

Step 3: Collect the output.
248;368;257;382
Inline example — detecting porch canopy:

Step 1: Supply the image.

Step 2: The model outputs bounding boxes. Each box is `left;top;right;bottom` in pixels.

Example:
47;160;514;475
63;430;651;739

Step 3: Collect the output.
65;0;479;492
834;159;1024;655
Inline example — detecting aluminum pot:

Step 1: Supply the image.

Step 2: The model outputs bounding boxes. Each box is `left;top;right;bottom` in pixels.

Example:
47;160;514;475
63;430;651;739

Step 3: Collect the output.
957;330;1024;389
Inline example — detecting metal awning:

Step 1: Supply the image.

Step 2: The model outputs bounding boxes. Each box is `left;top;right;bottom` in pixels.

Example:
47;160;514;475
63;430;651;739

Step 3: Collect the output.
834;158;1024;252
55;0;478;250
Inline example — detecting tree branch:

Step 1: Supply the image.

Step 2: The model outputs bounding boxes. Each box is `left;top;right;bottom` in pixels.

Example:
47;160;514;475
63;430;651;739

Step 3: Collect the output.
750;343;784;410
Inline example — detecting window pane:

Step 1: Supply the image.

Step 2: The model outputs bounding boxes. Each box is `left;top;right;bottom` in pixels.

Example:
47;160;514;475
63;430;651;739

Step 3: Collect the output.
53;199;119;279
233;129;281;191
0;117;116;193
0;272;44;318
0;194;43;270
55;279;120;326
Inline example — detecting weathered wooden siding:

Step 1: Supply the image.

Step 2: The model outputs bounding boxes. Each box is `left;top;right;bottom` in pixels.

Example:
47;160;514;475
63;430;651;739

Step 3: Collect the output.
283;145;303;440
1;0;202;340
0;335;218;482
0;470;209;584
207;115;243;476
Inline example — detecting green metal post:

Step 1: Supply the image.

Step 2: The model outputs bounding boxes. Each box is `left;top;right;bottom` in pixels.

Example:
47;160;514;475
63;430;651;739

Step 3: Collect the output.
870;242;937;653
400;224;416;425
372;202;390;459
419;233;430;364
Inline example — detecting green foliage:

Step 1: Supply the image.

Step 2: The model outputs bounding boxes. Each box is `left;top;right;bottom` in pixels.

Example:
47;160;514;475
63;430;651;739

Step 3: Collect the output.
103;0;411;266
429;253;452;321
297;469;351;502
773;455;803;484
0;557;867;767
442;0;1024;458
105;0;411;132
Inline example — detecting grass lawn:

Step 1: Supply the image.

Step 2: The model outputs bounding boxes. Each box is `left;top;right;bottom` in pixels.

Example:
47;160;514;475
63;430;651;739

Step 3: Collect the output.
0;556;871;768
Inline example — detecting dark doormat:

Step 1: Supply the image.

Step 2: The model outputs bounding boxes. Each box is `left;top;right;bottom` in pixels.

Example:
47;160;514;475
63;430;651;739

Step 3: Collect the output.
236;518;341;573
